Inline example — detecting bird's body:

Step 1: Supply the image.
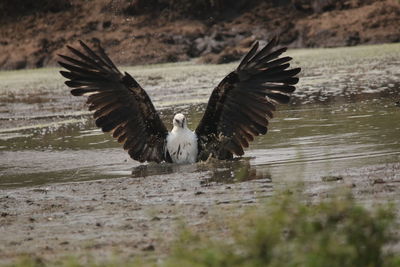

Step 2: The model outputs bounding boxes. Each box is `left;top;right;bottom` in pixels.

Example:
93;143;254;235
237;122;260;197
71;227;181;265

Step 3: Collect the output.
165;114;198;164
58;38;301;164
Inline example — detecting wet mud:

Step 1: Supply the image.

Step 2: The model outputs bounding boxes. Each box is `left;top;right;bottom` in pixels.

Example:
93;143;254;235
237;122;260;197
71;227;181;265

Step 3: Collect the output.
0;43;400;263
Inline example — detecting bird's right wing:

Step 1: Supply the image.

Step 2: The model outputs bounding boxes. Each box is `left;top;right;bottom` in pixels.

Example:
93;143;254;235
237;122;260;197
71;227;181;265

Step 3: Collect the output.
59;41;169;163
195;38;300;160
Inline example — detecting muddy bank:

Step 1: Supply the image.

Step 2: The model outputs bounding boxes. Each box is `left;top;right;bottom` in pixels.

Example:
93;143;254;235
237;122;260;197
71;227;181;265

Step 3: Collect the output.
1;161;399;264
0;0;399;69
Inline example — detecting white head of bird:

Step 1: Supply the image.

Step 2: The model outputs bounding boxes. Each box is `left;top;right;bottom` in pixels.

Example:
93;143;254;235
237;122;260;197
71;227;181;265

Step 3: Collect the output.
172;113;187;129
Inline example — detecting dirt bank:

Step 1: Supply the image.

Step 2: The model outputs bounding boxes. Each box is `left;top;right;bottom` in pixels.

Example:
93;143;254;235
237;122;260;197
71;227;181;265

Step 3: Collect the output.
0;0;399;70
1;161;399;264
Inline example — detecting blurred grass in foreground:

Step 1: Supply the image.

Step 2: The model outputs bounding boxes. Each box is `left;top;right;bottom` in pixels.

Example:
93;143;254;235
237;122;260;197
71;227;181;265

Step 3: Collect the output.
7;193;400;267
168;193;399;267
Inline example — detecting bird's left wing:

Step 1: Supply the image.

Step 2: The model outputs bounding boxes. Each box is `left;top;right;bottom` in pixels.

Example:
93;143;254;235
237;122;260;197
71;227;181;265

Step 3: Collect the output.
195;38;301;160
59;41;169;163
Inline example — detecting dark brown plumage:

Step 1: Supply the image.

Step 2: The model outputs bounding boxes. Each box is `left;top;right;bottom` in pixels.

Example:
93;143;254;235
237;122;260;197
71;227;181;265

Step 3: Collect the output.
59;41;169;163
59;38;300;163
195;38;300;160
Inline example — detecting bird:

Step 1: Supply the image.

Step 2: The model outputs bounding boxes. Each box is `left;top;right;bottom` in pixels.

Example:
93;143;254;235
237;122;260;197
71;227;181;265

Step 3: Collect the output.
58;38;301;164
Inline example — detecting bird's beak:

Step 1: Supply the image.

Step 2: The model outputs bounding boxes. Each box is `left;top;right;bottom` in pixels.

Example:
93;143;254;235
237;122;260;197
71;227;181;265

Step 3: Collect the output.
174;118;185;128
174;119;182;128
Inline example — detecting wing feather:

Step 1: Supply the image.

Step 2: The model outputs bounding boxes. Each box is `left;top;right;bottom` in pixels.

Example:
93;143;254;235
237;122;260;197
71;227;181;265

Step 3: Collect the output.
59;41;169;163
58;55;98;71
246;37;277;66
237;41;259;70
195;38;300;160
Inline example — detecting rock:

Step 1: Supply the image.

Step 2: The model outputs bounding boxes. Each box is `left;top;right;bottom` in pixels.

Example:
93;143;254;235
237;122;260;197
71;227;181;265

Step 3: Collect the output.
321;175;343;182
312;0;337;13
142;244;155;251
346;31;361;46
373;178;385;185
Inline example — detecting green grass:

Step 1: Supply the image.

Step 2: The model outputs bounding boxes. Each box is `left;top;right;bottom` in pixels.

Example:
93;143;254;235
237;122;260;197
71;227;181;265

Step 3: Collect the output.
5;192;400;267
167;193;399;267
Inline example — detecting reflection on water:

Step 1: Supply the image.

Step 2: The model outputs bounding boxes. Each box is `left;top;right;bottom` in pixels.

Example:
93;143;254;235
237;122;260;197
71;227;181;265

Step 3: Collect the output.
197;158;271;185
131;163;182;178
130;158;271;185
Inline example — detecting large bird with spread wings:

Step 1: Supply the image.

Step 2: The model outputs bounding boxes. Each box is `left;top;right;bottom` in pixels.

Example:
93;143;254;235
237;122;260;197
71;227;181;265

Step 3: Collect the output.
59;38;300;164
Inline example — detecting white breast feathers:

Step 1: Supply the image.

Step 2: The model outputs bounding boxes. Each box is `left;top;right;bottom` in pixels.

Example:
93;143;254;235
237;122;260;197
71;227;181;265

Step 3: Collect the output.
166;128;198;164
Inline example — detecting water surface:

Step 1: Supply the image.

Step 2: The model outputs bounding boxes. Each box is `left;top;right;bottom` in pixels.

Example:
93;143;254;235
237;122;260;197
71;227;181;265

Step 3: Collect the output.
0;43;399;188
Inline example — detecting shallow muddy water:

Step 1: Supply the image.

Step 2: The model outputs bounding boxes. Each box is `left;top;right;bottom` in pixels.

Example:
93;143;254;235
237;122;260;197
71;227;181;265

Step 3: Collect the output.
0;95;399;188
0;43;399;189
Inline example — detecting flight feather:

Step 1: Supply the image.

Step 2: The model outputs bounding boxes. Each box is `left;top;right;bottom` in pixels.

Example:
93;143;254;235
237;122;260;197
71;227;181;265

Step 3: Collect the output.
58;41;169;163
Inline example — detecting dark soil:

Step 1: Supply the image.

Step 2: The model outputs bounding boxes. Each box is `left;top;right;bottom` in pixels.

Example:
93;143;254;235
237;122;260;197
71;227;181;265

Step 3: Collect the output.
0;0;399;69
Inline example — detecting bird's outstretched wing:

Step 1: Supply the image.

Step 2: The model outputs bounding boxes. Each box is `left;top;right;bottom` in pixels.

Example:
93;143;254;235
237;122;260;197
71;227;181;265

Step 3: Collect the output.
195;38;300;160
59;41;169;163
